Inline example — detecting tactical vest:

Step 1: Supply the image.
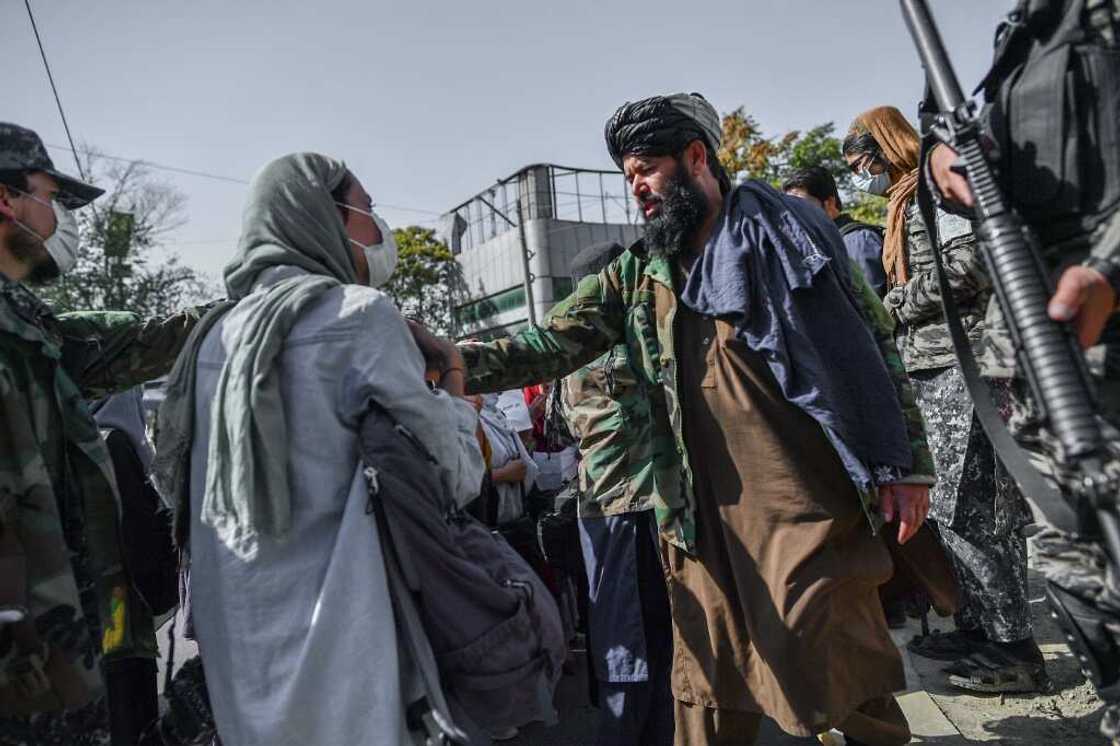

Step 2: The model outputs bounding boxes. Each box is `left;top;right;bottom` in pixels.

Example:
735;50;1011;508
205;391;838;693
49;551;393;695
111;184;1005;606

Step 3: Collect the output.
980;0;1120;245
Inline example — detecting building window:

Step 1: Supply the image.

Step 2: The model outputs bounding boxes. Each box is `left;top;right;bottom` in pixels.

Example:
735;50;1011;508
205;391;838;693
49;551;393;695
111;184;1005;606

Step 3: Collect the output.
454;285;526;326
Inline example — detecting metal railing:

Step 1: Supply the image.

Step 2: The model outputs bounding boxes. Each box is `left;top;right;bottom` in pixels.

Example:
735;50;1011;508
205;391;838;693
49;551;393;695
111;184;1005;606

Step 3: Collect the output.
441;163;635;255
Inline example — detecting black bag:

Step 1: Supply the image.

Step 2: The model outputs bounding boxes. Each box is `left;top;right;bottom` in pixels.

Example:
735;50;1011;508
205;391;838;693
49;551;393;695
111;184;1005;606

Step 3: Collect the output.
980;0;1120;242
536;486;582;577
102;429;179;618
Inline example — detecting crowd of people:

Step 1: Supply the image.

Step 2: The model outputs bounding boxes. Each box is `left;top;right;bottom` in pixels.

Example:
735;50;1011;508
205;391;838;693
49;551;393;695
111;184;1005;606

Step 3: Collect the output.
3;1;1120;745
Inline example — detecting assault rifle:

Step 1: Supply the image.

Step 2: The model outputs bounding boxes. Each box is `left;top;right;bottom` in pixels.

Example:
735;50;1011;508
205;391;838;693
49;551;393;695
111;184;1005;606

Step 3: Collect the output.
899;0;1120;562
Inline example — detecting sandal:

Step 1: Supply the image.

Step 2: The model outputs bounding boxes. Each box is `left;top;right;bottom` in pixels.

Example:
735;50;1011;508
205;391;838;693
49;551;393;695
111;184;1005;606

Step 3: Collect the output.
907;629;985;661
944;645;1052;694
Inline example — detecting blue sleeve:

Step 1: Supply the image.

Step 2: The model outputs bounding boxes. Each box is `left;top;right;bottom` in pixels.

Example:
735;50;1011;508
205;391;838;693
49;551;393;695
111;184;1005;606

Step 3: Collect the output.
842;229;888;298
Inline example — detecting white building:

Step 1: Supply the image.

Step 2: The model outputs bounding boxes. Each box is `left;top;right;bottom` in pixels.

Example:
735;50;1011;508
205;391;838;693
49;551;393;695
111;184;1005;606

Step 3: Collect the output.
443;164;642;340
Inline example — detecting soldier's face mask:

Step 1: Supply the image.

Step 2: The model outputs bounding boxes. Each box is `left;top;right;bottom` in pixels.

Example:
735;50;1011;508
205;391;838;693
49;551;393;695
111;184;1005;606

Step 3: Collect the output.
9;189;80;274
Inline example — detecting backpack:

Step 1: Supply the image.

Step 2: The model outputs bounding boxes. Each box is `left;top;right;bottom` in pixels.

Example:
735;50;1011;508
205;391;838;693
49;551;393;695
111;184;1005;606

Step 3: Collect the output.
359;405;565;739
979;0;1120;243
837;220;884;241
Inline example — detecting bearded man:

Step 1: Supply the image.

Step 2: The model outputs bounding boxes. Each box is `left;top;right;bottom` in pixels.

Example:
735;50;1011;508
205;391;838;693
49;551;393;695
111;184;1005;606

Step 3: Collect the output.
459;93;935;745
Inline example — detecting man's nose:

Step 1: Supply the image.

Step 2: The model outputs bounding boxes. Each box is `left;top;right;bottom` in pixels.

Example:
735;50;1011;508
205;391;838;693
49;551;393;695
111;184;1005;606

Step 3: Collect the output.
631;178;649;201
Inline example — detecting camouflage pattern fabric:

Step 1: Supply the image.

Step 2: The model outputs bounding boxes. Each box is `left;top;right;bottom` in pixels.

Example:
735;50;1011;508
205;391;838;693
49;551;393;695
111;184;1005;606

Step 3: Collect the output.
910;367;1033;642
942;522;1032;643
883;202;991;373
0;273;206;742
558;343;656;518
461;242;935;553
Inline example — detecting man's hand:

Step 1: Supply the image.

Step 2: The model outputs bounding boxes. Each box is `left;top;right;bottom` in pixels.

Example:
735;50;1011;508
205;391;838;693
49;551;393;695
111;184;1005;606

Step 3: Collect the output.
878;483;930;545
407;320;462;372
1048;265;1117;349
929;144;975;208
407;320;466;396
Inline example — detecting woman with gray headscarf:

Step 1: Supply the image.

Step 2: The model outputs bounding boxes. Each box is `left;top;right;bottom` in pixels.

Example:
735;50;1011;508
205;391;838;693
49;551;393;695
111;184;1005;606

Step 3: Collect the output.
152;153;483;746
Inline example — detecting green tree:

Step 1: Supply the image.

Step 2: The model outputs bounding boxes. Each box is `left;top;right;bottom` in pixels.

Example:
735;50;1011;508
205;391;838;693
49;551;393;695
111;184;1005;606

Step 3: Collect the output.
717;107;887;224
382;226;467;337
39;148;215;316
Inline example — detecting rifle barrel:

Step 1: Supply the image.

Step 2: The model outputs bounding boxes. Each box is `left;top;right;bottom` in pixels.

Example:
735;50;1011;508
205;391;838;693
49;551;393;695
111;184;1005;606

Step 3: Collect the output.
900;0;967;111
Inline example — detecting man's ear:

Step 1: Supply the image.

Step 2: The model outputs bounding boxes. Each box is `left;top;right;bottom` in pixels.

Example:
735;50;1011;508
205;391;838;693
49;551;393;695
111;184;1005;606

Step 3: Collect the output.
685;140;708;179
0;186;18;223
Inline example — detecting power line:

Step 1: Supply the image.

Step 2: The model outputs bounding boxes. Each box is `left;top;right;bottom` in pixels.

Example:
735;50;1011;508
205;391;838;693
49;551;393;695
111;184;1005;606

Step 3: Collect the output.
44;143;445;217
45;143;250;185
24;0;86;180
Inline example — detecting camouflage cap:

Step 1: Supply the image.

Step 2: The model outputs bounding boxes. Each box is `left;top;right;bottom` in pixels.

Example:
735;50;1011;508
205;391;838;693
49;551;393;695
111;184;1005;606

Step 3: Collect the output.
0;123;103;208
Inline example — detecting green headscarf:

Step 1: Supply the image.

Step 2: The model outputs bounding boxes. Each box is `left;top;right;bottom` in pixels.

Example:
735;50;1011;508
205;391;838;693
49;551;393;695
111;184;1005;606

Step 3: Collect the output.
154;152;357;560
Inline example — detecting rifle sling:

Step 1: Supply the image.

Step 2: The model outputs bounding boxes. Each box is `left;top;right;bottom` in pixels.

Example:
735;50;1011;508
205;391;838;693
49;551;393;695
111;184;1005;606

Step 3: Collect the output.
915;171;1080;533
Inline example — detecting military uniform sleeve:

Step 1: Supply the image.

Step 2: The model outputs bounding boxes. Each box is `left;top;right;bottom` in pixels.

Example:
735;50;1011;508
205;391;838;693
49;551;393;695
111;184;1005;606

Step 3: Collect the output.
460;267;626;395
883;213;990;327
57;304;213;400
849;265;937;481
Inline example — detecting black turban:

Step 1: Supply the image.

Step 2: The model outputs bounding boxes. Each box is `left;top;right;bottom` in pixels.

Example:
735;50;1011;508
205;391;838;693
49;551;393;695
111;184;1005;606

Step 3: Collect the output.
604;92;722;169
570;240;625;281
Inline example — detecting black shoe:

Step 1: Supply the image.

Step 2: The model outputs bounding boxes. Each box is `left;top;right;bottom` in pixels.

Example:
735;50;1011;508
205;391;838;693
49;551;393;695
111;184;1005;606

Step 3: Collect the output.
883;601;907;630
944;641;1052;694
907;628;986;661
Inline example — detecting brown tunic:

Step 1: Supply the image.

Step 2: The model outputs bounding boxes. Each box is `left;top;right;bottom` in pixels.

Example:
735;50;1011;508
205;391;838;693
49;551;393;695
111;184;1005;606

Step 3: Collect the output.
662;304;906;737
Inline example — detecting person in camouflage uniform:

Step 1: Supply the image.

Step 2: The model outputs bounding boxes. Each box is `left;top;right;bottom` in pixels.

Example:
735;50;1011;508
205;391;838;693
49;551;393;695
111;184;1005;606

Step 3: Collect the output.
0;123;209;746
844;107;1046;694
460;93;936;746
555;241;673;746
925;1;1120;738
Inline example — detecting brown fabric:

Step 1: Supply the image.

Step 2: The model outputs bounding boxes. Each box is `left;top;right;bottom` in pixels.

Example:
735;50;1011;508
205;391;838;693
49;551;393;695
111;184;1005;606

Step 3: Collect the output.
662;307;907;737
673;700;761;746
673;696;910;746
879;522;961;618
849;106;921;287
838;695;912;746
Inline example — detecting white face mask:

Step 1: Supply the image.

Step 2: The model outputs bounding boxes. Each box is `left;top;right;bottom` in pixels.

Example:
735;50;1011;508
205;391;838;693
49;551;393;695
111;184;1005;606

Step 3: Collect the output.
852;167;892;197
11;190;80;274
338;203;399;288
45;200;80;273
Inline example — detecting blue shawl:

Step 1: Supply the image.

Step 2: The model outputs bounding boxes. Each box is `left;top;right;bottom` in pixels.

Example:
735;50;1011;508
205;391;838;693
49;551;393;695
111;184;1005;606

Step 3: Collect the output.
679;180;912;492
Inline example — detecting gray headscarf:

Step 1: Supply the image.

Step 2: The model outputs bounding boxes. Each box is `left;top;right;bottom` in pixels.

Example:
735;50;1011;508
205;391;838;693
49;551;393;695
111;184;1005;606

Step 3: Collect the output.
153;152;356;560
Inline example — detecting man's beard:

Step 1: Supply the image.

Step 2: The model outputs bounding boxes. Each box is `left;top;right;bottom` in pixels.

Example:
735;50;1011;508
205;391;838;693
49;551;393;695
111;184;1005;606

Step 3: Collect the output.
641;167;709;259
8;226;61;285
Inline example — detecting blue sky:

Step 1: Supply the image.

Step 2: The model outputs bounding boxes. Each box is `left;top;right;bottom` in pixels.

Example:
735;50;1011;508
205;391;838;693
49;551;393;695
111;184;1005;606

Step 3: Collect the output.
8;0;1009;279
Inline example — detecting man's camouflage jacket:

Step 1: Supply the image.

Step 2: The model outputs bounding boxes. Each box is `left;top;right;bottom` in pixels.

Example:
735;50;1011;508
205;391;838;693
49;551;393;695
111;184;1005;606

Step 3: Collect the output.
462;244;935;554
0;274;204;718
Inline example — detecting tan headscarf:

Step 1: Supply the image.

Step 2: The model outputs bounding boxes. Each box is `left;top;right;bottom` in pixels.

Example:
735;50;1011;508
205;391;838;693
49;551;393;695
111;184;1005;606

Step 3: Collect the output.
847;106;920;286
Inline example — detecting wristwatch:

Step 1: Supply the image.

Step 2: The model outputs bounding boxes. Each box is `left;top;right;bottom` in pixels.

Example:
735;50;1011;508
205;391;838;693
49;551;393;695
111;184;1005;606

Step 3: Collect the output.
1083;256;1120;308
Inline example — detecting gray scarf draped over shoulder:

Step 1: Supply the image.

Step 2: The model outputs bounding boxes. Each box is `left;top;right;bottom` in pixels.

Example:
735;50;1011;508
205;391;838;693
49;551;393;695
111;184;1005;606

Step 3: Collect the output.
152;152;357;560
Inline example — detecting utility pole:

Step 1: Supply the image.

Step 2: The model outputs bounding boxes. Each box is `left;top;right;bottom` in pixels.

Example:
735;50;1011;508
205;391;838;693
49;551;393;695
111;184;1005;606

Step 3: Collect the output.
477;194;537;327
516;197;537;326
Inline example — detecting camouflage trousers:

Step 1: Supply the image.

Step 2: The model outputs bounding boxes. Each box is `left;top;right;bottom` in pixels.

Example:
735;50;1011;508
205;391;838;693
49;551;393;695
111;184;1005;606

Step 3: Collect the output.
1002;374;1120;599
910;366;1034;643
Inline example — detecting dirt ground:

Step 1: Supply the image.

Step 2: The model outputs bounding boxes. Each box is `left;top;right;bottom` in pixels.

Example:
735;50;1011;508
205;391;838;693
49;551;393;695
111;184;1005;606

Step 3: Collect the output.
910;557;1106;744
